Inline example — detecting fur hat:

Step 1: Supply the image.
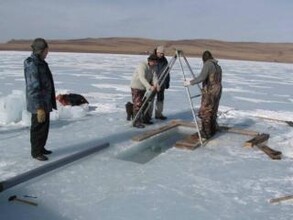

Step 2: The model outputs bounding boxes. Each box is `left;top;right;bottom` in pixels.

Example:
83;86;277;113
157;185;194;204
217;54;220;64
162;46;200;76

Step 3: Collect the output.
148;54;159;61
156;46;165;53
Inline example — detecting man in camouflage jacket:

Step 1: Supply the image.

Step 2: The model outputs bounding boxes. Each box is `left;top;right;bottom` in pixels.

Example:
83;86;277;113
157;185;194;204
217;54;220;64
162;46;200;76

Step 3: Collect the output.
186;50;222;139
24;38;57;161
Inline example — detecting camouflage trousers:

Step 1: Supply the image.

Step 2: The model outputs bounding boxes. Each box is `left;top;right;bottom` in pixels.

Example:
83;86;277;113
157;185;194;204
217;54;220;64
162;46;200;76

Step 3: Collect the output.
131;88;153;123
198;86;222;138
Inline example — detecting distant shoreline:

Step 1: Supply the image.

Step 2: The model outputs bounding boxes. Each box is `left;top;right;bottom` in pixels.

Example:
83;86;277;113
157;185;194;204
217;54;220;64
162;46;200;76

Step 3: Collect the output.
1;37;293;63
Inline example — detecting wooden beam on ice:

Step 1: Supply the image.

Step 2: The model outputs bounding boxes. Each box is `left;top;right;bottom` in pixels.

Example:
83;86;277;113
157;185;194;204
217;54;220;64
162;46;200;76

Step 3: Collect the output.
269;195;293;203
244;133;270;147
219;126;259;136
256;145;282;160
131;120;180;142
175;133;201;150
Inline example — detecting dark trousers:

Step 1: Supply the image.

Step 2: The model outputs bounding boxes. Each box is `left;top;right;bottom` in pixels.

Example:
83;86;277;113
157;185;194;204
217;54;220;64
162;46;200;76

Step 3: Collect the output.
30;113;50;157
155;88;165;117
156;88;165;102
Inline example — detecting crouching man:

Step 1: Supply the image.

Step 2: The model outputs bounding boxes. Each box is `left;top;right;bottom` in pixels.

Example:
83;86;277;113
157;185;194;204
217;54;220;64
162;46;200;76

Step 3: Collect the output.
130;54;160;128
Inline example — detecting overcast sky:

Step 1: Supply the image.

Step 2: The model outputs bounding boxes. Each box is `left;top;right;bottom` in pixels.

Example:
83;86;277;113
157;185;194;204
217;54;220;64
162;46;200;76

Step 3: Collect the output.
0;0;292;43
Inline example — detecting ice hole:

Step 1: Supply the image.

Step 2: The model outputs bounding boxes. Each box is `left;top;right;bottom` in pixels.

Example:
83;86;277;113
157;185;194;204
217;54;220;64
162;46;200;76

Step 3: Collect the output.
117;126;196;164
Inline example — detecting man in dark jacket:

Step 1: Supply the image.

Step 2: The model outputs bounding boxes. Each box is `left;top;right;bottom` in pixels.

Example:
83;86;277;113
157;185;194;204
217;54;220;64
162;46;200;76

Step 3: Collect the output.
24;38;57;161
153;46;170;120
185;50;222;139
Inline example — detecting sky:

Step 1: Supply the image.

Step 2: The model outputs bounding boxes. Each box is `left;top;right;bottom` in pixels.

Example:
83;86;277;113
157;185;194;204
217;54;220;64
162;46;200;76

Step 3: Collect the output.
0;51;292;219
0;0;293;43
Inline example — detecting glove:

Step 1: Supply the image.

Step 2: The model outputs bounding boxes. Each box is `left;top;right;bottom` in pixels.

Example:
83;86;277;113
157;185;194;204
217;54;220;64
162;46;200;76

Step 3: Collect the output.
37;108;46;123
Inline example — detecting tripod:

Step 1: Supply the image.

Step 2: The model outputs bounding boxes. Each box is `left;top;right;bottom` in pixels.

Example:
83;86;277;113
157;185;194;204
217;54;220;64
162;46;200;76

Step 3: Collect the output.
132;50;203;145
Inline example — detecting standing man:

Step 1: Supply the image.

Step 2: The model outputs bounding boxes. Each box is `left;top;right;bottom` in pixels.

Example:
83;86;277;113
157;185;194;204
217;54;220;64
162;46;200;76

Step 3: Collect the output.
130;54;160;128
24;38;57;161
153;46;170;120
185;50;222;139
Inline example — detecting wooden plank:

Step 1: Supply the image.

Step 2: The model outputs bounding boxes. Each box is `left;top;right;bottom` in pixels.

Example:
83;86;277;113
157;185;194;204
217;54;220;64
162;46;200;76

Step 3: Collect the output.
255;116;293;127
257;145;282;160
175;133;201;150
220;126;259;136
244;133;270;147
175;120;200;128
131;121;179;142
269;195;293;203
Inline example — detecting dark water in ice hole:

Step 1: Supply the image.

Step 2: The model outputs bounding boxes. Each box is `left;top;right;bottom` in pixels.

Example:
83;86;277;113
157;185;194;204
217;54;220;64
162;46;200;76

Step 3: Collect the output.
117;127;196;164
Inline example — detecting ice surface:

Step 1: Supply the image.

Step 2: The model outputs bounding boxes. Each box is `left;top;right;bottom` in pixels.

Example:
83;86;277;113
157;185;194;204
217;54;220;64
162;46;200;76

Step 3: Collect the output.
0;51;292;220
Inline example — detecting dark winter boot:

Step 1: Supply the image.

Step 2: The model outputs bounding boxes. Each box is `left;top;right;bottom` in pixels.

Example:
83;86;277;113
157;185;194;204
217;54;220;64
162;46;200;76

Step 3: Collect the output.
42;148;52;155
133;110;145;128
125;102;134;121
133;122;145;128
32;154;48;161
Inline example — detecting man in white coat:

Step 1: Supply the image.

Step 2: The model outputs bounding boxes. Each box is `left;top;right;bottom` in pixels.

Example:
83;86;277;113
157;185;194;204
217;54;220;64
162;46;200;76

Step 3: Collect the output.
130;54;160;128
